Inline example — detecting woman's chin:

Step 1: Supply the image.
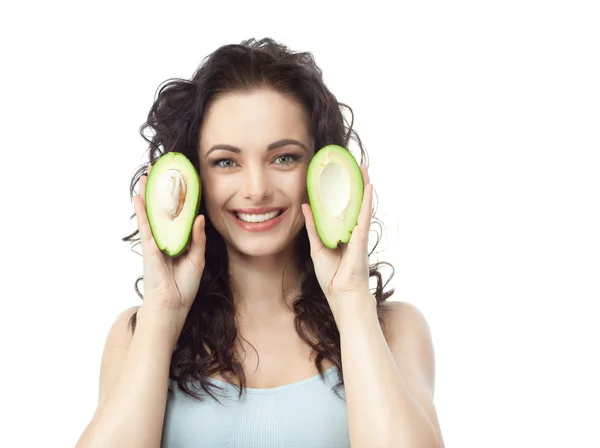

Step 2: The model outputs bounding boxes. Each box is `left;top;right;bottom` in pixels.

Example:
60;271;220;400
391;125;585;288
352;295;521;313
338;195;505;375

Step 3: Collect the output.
229;236;294;259
224;226;303;259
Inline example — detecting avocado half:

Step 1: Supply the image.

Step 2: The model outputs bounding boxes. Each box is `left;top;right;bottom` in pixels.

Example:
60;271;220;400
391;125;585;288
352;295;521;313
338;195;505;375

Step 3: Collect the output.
306;144;364;249
144;152;201;257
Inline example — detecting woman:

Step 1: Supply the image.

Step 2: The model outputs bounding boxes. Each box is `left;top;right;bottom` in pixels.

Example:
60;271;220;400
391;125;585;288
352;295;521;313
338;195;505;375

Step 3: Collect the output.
76;38;444;448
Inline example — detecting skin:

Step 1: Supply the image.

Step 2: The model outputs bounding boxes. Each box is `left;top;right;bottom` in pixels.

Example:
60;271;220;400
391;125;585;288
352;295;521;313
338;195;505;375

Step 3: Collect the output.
75;87;444;448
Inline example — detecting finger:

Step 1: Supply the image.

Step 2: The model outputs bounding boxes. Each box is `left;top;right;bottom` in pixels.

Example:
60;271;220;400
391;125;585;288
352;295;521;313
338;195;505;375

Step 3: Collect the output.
301;203;325;257
357;163;373;231
359;183;374;231
140;165;152;202
360;164;371;186
349;183;374;250
186;214;206;275
133;193;160;256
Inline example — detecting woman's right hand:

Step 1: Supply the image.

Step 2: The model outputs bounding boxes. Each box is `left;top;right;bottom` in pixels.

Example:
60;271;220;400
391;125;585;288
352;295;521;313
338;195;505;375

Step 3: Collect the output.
132;165;206;315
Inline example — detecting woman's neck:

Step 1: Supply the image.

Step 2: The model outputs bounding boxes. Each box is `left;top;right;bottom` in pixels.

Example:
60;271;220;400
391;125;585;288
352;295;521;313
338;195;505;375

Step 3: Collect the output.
227;244;302;320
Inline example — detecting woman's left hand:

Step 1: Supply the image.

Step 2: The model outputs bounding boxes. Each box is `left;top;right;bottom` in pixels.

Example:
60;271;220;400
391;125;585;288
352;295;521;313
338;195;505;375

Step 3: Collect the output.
301;164;375;318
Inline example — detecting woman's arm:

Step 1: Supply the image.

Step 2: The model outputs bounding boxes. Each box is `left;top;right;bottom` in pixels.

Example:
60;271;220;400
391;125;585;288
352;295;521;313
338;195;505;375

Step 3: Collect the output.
337;298;444;448
75;303;184;448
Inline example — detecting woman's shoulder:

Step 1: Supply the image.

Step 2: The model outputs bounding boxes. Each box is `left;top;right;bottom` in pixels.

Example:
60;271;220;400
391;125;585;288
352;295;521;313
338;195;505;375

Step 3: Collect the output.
379;300;438;394
379;300;435;353
104;306;141;342
112;305;141;329
379;300;430;328
94;306;141;407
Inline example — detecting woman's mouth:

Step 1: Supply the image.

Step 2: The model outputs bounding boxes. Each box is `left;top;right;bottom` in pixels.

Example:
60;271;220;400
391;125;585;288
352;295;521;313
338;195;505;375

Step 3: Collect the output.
230;208;287;232
234;209;283;223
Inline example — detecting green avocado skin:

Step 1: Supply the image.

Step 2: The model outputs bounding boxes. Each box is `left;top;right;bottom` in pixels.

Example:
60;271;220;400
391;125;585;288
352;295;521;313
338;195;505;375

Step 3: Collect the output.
306;144;364;249
145;152;202;257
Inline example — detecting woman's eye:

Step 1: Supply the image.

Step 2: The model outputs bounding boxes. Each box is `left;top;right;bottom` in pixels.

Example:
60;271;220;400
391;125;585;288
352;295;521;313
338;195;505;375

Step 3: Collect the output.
274;154;299;165
209;154;299;168
211;158;237;168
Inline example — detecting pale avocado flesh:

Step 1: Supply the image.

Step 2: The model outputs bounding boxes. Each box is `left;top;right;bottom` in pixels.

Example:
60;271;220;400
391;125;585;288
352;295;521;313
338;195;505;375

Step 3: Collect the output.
306;145;364;249
145;152;201;257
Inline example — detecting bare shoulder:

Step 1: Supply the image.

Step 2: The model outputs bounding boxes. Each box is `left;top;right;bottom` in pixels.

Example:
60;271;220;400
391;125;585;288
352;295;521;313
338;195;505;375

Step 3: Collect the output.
97;306;140;405
103;305;140;352
381;301;430;339
379;300;437;390
110;305;140;333
379;300;444;445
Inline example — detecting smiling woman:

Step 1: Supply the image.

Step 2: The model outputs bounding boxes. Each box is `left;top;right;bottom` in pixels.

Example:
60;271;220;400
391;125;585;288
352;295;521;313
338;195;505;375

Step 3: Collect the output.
74;37;444;448
198;88;312;258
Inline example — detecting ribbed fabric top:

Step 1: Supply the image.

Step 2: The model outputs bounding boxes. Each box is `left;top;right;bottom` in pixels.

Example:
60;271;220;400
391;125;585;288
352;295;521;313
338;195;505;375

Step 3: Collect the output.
161;366;349;448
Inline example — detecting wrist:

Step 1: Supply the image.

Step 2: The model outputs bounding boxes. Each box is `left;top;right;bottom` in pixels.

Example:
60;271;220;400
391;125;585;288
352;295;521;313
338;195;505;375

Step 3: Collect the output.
137;302;188;348
330;289;378;331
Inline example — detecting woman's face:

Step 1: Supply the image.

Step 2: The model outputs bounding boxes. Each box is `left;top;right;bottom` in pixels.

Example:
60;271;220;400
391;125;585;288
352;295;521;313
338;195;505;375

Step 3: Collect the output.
198;88;315;258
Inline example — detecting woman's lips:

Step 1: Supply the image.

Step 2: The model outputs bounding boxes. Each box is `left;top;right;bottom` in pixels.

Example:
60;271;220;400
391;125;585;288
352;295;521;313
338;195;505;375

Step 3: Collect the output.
230;208;287;232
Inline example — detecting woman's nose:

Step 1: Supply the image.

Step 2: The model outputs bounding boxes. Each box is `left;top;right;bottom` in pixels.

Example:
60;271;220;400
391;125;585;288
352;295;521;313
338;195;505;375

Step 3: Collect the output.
243;167;272;202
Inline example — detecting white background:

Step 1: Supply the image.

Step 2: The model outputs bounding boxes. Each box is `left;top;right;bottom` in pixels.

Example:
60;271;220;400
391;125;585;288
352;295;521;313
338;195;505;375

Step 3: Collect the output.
1;1;598;447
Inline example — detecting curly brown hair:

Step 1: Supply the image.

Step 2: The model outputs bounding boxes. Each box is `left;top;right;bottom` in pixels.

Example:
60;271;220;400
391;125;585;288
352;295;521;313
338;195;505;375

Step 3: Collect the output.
122;37;395;402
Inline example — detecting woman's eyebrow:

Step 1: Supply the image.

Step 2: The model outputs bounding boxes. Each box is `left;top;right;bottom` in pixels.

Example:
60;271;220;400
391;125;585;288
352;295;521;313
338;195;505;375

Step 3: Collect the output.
205;139;308;156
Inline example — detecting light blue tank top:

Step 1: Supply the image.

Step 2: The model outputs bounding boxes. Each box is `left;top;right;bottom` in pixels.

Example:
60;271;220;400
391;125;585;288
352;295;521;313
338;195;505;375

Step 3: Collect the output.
161;365;349;447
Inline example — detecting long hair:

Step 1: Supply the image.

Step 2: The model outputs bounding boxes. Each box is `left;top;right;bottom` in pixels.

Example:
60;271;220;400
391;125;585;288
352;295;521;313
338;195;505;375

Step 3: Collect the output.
122;37;395;401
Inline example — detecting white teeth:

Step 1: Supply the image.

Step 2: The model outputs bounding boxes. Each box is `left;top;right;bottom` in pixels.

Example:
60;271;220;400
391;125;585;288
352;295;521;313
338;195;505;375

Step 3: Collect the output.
236;210;281;223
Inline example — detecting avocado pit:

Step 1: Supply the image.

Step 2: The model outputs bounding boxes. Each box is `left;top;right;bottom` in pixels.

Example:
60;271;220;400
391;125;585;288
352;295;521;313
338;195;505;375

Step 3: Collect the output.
156;169;187;220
